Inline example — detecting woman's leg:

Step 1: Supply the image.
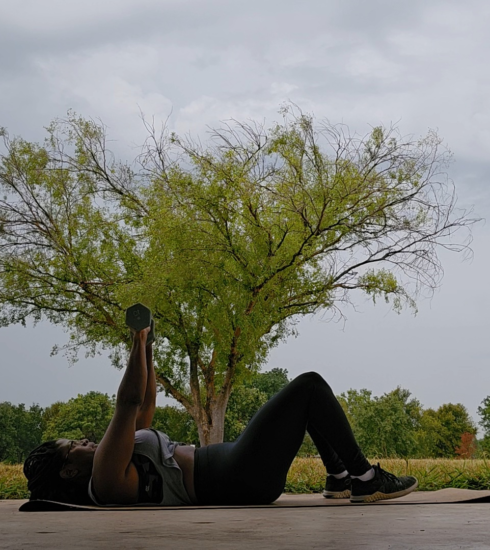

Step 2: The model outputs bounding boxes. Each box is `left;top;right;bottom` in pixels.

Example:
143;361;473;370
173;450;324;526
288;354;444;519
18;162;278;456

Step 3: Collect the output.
194;371;371;505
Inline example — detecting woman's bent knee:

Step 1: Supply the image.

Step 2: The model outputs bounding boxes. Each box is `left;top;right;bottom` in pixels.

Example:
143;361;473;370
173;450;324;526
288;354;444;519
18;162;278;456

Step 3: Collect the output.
291;371;335;394
294;371;327;386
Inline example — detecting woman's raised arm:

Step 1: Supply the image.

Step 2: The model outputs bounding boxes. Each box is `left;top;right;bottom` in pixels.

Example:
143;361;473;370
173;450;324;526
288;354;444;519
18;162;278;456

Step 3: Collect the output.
135;343;156;430
91;327;151;504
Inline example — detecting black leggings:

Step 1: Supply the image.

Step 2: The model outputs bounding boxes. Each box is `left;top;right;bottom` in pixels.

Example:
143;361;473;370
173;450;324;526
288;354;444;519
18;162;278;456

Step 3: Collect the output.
194;372;371;505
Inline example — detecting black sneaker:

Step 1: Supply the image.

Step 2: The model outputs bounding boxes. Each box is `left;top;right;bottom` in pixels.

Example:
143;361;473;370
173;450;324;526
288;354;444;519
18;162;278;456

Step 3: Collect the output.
350;463;418;503
323;474;352;499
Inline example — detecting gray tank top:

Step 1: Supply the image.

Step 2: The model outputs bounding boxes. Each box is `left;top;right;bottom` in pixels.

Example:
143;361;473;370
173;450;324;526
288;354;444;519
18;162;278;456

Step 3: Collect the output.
88;429;193;506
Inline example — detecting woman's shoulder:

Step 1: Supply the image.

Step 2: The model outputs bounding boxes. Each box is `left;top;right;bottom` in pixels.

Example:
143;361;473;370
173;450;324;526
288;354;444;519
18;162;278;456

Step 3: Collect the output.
133;429;177;461
134;428;174;450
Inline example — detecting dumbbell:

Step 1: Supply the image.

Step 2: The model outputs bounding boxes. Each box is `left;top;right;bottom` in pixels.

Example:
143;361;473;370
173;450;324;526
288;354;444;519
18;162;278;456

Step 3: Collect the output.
125;303;155;344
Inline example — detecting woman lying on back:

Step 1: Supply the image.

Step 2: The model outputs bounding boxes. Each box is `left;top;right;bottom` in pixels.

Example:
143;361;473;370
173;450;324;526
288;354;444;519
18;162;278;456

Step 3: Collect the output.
24;322;417;506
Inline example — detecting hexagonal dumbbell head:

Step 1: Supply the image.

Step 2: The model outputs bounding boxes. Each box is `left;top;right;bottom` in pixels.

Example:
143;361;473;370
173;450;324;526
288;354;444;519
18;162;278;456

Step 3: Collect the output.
125;303;152;332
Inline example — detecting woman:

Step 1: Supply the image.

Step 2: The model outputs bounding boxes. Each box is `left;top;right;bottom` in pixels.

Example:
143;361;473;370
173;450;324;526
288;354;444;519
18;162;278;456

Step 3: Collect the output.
24;323;418;506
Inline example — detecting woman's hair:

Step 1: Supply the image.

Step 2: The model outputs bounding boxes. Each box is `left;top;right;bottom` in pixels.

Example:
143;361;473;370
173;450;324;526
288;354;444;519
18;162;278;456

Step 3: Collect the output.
23;441;92;504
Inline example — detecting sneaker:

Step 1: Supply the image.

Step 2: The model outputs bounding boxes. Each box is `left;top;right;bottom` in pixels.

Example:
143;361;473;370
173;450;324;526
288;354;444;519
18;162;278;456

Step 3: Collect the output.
323;474;352;499
350;463;418;503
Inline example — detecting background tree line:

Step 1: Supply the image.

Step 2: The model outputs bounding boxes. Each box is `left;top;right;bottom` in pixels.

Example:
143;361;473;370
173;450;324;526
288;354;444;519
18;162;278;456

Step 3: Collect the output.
2;368;490;464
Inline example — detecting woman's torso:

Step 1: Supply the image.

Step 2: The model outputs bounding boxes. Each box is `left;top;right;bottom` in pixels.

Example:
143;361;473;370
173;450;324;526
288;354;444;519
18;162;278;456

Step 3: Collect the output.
89;429;196;506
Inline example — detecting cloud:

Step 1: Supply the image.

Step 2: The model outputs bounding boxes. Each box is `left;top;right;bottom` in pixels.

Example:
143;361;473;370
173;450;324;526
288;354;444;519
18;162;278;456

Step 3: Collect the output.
2;0;487;206
1;0;487;147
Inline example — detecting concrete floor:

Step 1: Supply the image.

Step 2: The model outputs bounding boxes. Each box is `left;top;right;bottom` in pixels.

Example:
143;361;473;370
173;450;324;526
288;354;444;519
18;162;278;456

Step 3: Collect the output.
1;499;489;550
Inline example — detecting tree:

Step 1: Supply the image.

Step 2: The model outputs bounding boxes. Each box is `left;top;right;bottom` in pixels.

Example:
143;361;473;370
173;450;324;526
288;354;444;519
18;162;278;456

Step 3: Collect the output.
250;368;290;400
0;402;43;463
455;432;477;459
338;389;376;454
375;388;422;458
436;403;476;457
477;396;490;437
414;408;445;458
0;108;476;445
42;392;114;442
417;403;476;458
476;397;490;456
338;387;421;458
477;436;490;457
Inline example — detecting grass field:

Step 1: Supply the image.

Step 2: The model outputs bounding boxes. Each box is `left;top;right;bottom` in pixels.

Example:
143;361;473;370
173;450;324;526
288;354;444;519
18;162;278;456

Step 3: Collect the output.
0;464;29;499
2;458;490;499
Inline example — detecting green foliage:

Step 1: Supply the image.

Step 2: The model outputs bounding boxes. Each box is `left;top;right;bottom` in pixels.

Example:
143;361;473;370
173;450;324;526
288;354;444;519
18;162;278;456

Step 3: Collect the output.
151;406;198;445
435;403;476;457
296;434;318;457
338;387;422;458
0;108;476;444
250;368;290;400
415;408;445;458
42;392;114;442
0;403;43;464
339;387;476;459
417;403;476;458
477;436;490;457
477;396;490;437
416;404;476;458
475;396;490;457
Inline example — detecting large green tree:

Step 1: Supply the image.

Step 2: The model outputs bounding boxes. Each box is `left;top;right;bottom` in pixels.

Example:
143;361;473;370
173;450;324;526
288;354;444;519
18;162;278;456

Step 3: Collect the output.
0;108;476;444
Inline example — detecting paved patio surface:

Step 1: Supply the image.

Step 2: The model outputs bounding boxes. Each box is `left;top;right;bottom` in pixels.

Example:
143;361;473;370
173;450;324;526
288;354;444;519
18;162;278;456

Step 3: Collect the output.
1;498;489;549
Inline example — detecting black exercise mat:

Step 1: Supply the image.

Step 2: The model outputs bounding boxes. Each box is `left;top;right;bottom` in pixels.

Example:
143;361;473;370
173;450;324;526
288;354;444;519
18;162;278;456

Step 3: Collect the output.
18;489;490;511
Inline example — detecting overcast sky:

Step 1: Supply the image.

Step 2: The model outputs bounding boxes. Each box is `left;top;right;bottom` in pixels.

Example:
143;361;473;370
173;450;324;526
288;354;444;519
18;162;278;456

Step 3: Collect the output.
1;0;489;427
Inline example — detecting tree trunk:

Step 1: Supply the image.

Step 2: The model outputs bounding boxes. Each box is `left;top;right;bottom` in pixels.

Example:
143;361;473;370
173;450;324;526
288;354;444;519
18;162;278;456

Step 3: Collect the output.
156;332;238;446
194;401;228;446
157;372;232;446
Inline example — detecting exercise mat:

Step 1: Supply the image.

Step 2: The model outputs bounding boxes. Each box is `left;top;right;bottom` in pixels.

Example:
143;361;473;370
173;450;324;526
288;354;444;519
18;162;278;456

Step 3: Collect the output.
18;489;490;511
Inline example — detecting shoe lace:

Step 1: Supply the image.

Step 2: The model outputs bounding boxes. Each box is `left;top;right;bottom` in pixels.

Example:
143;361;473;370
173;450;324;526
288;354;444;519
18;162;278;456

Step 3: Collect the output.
375;463;401;484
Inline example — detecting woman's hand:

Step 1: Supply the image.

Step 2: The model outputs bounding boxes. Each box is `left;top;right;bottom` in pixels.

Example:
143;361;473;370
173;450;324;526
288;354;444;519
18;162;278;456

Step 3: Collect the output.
129;325;152;345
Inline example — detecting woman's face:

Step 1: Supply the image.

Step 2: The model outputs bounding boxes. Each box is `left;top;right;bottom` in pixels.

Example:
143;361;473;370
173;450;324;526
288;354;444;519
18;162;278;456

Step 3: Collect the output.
57;439;98;481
